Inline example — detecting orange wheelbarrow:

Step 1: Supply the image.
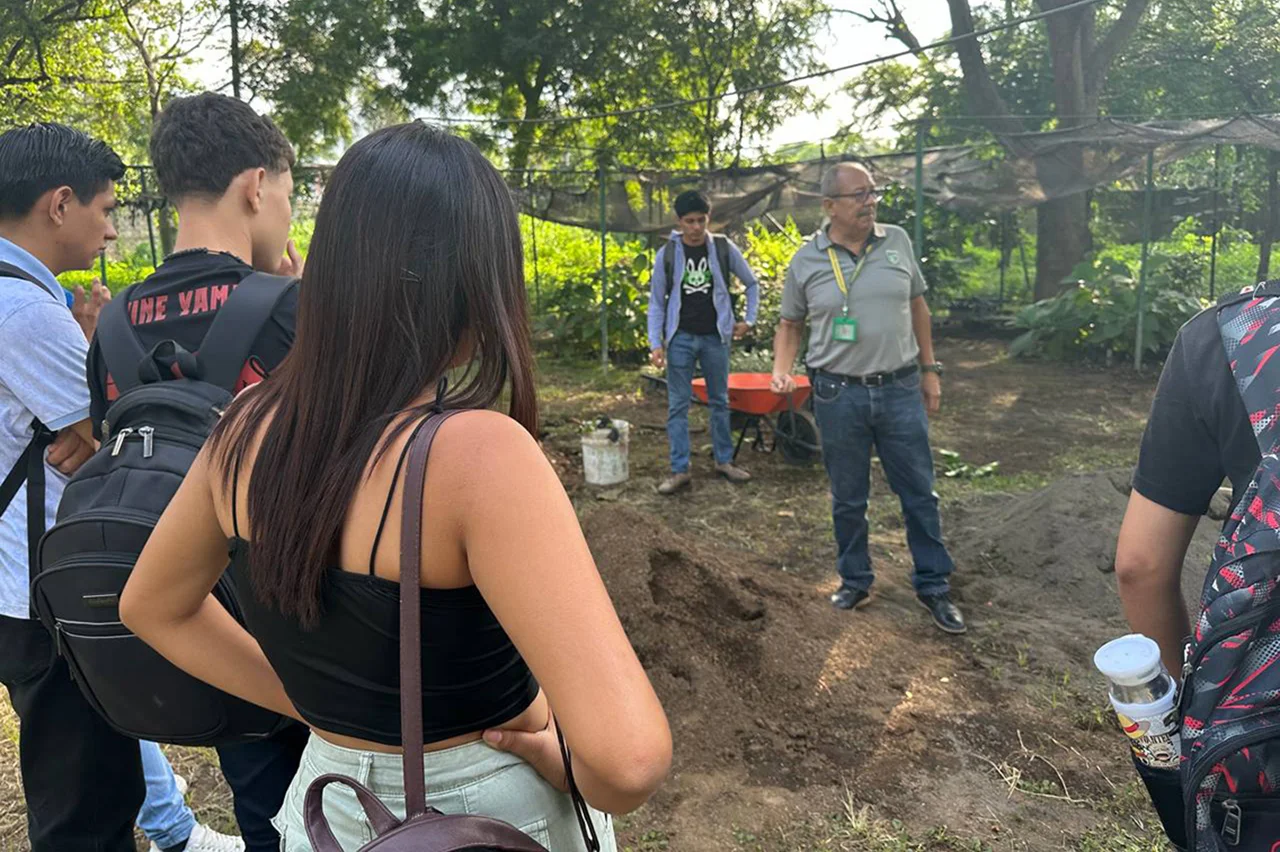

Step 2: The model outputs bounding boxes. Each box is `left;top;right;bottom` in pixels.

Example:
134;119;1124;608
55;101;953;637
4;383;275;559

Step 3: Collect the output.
691;373;822;465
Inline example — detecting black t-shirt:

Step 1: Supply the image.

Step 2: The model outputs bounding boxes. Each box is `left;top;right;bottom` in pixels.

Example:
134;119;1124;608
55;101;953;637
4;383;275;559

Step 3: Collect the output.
87;250;299;439
1133;303;1259;516
677;241;718;336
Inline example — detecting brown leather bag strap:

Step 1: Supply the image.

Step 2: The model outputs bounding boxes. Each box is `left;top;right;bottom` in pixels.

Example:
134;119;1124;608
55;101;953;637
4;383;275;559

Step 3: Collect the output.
304;774;402;852
399;408;462;818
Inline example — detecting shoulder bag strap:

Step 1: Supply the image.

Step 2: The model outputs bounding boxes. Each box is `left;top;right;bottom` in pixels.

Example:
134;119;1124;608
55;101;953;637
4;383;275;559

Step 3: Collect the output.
398;407;462;818
396;404;600;848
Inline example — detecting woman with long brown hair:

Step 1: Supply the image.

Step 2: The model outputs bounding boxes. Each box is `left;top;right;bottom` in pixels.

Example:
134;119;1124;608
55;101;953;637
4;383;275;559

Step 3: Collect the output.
120;122;671;850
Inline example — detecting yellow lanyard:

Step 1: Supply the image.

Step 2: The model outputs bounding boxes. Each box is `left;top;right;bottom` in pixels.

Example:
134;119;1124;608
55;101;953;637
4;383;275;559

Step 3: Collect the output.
827;245;872;313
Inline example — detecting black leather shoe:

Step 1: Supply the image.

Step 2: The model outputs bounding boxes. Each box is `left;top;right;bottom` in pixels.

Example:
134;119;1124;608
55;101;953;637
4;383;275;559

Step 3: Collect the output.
918;593;966;634
831;586;871;610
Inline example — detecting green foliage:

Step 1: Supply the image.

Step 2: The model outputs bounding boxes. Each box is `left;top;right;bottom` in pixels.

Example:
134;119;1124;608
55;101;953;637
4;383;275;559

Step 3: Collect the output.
937;449;999;480
742;217;804;336
1010;257;1206;361
525;216;807;361
59;258;156;295
526;219;652;359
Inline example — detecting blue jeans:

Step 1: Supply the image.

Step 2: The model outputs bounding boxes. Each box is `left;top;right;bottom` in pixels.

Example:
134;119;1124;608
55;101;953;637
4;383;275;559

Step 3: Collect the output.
666;331;733;473
811;369;954;596
137;740;195;849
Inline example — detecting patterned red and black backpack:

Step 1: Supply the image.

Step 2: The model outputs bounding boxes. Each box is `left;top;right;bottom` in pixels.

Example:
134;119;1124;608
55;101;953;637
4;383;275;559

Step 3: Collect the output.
1182;281;1280;850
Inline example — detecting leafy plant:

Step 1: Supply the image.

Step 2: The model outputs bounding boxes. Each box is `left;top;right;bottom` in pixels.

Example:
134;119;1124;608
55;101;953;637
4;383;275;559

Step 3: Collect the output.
937;449;1000;480
1010;257;1205;361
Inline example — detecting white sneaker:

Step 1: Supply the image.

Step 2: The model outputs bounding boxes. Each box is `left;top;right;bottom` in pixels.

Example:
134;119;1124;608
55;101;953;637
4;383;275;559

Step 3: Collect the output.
188;823;246;852
148;822;246;852
173;773;189;799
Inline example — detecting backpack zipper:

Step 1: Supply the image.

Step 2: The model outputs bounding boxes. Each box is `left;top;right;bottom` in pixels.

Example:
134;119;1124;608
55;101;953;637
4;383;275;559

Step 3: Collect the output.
137;426;155;458
110;428;134;456
1223;798;1242;846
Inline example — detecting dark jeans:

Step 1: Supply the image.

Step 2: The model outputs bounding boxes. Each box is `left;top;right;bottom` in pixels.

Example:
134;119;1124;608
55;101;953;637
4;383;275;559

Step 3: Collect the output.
217;721;309;852
665;330;734;472
811;369;954;596
0;614;144;852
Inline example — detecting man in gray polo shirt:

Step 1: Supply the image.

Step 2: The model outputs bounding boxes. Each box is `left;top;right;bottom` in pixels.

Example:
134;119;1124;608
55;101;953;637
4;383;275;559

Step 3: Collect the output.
770;162;963;634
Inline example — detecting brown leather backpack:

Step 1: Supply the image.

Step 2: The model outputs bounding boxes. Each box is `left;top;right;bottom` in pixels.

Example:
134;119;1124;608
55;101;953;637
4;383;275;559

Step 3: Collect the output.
304;410;600;852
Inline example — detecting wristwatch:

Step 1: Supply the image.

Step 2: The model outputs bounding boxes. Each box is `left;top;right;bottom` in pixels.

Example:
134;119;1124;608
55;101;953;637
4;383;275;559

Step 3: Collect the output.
920;362;944;377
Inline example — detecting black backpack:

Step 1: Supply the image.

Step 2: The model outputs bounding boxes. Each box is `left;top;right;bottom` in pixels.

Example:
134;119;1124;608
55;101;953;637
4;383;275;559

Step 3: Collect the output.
1180;282;1280;850
0;264;59;616
31;272;296;746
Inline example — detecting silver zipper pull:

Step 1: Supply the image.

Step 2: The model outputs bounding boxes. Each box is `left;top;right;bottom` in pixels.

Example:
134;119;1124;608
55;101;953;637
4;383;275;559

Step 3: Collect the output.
138;426;155;459
1223;798;1242;846
111;428;134;457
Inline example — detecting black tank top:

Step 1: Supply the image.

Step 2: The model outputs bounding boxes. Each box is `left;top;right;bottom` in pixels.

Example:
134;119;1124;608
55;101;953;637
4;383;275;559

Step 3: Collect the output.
227;432;539;746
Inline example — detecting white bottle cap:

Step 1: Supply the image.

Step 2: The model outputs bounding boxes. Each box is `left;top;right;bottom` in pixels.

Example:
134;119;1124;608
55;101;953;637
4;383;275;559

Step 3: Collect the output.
1094;634;1164;686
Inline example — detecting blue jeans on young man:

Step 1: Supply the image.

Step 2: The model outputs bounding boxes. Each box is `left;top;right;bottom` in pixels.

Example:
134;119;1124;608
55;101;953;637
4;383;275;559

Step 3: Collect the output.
811;369;954;597
665;331;733;473
138;740;195;849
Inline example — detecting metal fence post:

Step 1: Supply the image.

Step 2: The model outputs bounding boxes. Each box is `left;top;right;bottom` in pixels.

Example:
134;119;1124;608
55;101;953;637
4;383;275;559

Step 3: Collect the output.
598;159;609;372
1135;150;1155;370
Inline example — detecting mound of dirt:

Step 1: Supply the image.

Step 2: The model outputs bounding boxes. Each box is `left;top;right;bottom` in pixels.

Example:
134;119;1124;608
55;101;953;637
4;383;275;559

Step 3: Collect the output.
580;474;1230;848
946;471;1219;670
582;505;882;793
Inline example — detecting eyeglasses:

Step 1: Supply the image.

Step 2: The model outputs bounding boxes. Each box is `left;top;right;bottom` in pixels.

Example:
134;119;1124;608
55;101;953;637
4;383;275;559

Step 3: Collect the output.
825;189;884;204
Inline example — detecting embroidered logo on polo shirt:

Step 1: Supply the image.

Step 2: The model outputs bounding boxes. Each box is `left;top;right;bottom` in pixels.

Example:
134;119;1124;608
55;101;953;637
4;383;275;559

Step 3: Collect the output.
886;249;900;265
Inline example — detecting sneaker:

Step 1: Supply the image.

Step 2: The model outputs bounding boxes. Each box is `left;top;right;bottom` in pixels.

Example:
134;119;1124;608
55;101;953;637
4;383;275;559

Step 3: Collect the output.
173;773;188;799
715;462;752;483
150;823;246;852
918;593;967;634
657;472;692;495
830;586;871;610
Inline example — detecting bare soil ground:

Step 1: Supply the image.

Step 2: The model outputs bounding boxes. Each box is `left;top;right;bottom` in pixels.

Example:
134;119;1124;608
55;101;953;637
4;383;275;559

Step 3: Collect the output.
1;340;1199;851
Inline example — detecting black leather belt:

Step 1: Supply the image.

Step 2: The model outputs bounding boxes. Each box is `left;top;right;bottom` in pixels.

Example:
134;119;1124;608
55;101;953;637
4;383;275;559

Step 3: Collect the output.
815;364;918;388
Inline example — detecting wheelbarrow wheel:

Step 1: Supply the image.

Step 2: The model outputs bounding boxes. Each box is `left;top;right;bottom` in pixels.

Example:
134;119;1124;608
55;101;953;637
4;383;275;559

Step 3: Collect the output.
775;409;821;466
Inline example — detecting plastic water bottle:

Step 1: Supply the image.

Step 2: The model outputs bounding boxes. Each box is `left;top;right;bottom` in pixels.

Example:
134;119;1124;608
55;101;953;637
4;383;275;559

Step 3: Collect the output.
1095;634;1188;850
1094;633;1180;769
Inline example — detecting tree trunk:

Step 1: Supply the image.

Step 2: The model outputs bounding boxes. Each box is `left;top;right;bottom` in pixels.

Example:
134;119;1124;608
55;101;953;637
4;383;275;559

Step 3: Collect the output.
945;0;1150;300
1258;151;1279;283
1034;194;1091;299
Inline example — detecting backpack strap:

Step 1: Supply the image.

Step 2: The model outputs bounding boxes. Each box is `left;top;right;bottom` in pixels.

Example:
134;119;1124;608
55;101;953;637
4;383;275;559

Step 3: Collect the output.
1217;279;1280;453
0;262;53;295
713;234;731;284
0;419;56;615
196;272;296;392
96;291;150;395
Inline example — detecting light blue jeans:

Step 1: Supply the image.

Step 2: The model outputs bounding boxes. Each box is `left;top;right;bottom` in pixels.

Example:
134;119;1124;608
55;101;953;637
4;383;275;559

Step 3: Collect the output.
137;740;196;849
272;733;616;851
665;330;733;473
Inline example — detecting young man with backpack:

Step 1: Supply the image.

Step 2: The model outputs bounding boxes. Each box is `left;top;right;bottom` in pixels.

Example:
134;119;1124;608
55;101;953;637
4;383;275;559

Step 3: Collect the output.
0;122;206;852
647;189;759;495
1116;280;1280;850
81;93;307;852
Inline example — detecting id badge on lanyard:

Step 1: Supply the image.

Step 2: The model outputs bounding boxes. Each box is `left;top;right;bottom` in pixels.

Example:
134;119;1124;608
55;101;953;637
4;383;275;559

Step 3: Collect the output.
828;246;870;345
